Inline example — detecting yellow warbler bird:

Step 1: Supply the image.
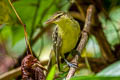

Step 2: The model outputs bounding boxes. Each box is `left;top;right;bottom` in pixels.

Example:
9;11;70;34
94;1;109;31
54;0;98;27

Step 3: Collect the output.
46;11;81;71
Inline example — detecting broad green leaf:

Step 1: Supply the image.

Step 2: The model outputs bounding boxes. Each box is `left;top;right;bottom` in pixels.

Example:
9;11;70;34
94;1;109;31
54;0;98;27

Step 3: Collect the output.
99;7;120;46
70;76;120;80
83;36;101;58
12;0;38;36
0;25;12;41
46;65;56;80
12;38;26;57
97;61;120;76
11;26;24;45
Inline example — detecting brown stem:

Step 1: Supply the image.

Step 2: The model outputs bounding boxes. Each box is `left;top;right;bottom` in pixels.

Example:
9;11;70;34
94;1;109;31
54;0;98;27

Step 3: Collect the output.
69;11;85;22
90;0;109;19
8;0;33;56
0;67;21;80
16;24;52;66
74;0;85;19
70;6;116;63
66;5;95;80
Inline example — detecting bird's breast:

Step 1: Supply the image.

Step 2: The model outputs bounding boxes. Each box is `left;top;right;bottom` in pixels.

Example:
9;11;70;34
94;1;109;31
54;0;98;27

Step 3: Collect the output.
58;25;80;57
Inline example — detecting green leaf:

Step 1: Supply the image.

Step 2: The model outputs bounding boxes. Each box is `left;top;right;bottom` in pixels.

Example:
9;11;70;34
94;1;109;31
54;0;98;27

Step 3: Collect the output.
70;76;120;80
11;26;24;46
12;0;38;36
12;38;26;57
0;25;12;41
46;65;56;80
97;60;120;76
71;61;120;80
99;7;120;46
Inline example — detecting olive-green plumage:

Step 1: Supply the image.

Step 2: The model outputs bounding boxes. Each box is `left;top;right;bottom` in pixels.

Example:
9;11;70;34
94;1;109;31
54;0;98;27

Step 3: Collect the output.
46;12;80;71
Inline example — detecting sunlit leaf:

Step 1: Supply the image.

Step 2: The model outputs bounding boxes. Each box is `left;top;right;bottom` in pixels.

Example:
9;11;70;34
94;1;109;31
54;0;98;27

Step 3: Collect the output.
97;61;120;76
99;7;120;46
70;76;120;80
46;65;56;80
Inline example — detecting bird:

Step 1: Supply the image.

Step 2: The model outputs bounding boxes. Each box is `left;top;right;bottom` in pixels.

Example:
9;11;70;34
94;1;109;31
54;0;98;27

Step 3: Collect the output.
46;11;81;71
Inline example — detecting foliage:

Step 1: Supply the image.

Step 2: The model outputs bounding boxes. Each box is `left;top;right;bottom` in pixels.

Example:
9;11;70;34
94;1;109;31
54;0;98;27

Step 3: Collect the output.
1;0;120;80
71;76;120;80
46;65;56;80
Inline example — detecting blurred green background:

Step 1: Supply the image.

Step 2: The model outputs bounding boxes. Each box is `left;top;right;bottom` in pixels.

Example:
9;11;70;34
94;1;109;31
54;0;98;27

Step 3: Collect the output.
1;0;120;80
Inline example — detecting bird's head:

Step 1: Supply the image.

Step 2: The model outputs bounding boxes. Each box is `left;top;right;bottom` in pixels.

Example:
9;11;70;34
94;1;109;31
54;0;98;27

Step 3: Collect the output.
46;11;72;24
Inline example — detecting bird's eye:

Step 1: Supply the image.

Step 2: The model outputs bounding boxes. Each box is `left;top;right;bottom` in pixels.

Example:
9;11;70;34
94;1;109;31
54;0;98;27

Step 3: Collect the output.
56;15;61;19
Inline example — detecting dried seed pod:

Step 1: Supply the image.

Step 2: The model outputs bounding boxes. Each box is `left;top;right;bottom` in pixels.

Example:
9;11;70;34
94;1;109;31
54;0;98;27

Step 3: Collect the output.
32;64;46;80
21;54;46;80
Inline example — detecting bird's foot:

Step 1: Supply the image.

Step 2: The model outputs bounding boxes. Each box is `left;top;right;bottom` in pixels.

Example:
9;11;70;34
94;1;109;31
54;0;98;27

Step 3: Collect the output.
64;59;78;68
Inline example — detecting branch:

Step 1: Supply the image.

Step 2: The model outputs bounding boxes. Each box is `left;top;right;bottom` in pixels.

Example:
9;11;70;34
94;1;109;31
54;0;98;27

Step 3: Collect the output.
69;11;85;22
70;10;116;63
74;0;85;19
66;5;95;80
0;67;21;80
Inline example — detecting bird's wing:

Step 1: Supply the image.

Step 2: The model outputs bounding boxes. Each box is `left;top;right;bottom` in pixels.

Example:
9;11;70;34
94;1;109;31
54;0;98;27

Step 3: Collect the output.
52;27;62;71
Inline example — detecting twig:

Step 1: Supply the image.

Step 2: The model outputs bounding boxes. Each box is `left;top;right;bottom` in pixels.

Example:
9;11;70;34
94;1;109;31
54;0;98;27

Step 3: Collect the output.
69;11;85;22
90;0;109;19
0;67;21;80
66;5;95;80
8;0;33;56
16;24;53;67
70;10;116;63
74;0;85;19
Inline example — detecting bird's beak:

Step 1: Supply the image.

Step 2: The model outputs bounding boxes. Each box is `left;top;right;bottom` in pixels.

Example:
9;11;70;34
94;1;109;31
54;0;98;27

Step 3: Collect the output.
45;18;56;24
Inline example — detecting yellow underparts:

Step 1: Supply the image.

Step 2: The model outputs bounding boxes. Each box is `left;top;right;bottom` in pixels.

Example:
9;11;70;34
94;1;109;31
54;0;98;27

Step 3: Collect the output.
57;18;80;57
